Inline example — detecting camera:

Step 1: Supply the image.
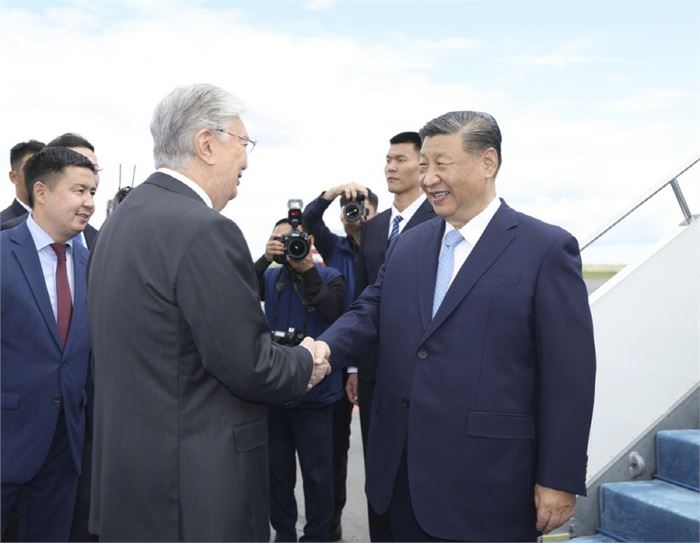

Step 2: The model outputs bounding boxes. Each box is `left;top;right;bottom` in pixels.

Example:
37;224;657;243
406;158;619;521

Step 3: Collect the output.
278;199;311;261
271;327;304;347
342;193;367;223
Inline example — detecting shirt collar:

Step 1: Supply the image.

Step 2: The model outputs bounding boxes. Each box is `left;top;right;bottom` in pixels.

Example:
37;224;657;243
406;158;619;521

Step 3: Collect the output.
391;193;426;223
26;213;74;253
157;167;213;209
444;196;501;247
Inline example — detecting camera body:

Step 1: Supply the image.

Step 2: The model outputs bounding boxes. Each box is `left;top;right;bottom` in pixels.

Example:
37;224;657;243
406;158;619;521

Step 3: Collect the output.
277;199;311;262
342;192;368;223
271;327;305;347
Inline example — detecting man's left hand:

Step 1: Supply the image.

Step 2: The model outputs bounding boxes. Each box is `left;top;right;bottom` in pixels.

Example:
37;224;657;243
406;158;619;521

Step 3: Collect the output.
534;484;576;534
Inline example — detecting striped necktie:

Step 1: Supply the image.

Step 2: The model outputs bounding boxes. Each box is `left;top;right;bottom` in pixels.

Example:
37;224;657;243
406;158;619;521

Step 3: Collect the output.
388;214;403;244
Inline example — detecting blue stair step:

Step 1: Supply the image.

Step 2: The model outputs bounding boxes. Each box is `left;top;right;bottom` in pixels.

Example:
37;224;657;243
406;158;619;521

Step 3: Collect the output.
600;480;700;542
657;429;700;491
574;534;618;542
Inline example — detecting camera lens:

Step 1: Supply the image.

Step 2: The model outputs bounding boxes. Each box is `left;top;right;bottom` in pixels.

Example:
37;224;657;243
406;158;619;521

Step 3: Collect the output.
344;203;361;222
287;238;309;260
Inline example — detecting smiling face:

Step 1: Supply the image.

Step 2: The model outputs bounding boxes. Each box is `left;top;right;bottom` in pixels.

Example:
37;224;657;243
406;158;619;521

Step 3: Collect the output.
419;132;498;229
33;165;97;242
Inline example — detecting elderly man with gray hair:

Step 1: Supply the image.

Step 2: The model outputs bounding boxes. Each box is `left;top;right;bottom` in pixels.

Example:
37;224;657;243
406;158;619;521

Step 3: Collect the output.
87;84;329;541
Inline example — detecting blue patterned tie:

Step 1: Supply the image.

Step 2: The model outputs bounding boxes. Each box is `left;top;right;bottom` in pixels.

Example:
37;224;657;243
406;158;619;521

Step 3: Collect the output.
388;215;403;244
432;229;464;318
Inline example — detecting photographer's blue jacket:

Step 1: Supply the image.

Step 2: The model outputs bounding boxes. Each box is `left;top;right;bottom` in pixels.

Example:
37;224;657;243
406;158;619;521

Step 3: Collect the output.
263;263;344;408
303;195;358;309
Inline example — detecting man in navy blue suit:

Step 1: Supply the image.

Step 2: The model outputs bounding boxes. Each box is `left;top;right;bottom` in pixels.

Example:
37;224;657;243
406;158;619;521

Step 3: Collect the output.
1;147;98;541
317;111;596;541
1;140;45;224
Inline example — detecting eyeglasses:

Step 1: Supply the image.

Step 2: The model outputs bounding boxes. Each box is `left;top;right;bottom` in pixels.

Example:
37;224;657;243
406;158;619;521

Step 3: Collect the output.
214;128;256;153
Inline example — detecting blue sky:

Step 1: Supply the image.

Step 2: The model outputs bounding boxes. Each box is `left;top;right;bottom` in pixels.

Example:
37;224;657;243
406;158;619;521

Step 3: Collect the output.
1;0;698;263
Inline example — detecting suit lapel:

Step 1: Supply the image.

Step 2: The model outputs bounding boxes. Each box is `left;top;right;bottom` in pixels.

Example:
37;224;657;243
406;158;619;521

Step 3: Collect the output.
374;210;391;257
404;199;435;230
417;218;445;331
421;203;518;341
65;243;88;352
10;224;62;349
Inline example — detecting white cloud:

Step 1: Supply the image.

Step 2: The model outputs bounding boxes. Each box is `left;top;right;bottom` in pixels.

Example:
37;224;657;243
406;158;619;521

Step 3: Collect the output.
303;0;338;12
503;37;621;68
602;88;689;112
0;4;697;264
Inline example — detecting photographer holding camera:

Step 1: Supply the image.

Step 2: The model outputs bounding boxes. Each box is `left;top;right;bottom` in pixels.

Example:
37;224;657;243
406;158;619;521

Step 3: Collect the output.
303;182;378;540
254;208;346;542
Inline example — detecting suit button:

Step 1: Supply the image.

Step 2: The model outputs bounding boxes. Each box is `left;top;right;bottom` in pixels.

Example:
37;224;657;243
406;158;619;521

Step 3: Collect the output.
401;398;410;408
417;349;428;360
53;396;63;407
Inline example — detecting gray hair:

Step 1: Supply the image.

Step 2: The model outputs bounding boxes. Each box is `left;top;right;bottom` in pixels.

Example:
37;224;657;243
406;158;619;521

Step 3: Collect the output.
419;111;502;173
151;84;245;169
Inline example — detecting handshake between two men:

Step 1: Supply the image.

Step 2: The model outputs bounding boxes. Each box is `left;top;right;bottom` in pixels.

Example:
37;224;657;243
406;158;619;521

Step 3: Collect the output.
299;338;333;390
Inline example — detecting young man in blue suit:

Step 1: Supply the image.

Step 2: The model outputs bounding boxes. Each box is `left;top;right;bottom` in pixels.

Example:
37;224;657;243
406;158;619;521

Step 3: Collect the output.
316;111;596;541
1;147;98;541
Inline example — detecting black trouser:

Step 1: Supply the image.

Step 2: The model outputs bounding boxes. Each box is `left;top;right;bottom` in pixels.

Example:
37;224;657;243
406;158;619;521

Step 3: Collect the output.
269;405;334;542
331;372;353;534
357;378;392;543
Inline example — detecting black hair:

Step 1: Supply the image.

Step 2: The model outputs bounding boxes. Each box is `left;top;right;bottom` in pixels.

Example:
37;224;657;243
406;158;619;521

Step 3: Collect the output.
389;131;422;153
10;140;45;169
24;147;97;207
47;132;95;152
419;111;502;173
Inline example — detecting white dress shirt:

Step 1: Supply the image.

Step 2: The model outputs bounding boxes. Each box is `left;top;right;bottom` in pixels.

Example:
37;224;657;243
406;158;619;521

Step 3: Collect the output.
157;167;213;209
388;194;426;239
442;196;501;288
26;213;75;320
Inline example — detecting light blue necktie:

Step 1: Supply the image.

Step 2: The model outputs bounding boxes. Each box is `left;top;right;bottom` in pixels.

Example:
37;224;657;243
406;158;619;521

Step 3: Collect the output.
388;215;403;244
432;229;464;318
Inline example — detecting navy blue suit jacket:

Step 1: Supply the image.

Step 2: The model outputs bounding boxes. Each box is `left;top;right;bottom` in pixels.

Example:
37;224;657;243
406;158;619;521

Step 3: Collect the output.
320;201;596;541
1;222;91;483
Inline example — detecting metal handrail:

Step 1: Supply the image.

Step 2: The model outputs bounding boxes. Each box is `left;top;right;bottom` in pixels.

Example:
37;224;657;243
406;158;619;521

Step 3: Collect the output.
581;154;700;251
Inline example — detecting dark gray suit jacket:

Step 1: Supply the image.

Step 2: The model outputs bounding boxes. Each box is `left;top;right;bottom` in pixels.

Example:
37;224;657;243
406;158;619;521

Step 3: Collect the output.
87;172;313;541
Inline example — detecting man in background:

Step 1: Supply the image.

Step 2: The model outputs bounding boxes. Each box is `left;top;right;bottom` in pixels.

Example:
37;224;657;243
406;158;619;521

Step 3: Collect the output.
1;139;45;223
303;182;377;540
2;133;99;249
87;83;328;541
348;131;435;541
256;218;345;542
1;147;98;541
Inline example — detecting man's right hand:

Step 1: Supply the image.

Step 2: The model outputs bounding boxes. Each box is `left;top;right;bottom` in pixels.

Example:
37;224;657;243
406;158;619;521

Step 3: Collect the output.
300;337;332;390
345;373;358;405
322;182;369;203
264;233;285;263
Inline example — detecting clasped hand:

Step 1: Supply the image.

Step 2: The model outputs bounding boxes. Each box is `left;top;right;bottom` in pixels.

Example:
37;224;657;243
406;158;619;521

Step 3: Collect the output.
300;338;332;390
